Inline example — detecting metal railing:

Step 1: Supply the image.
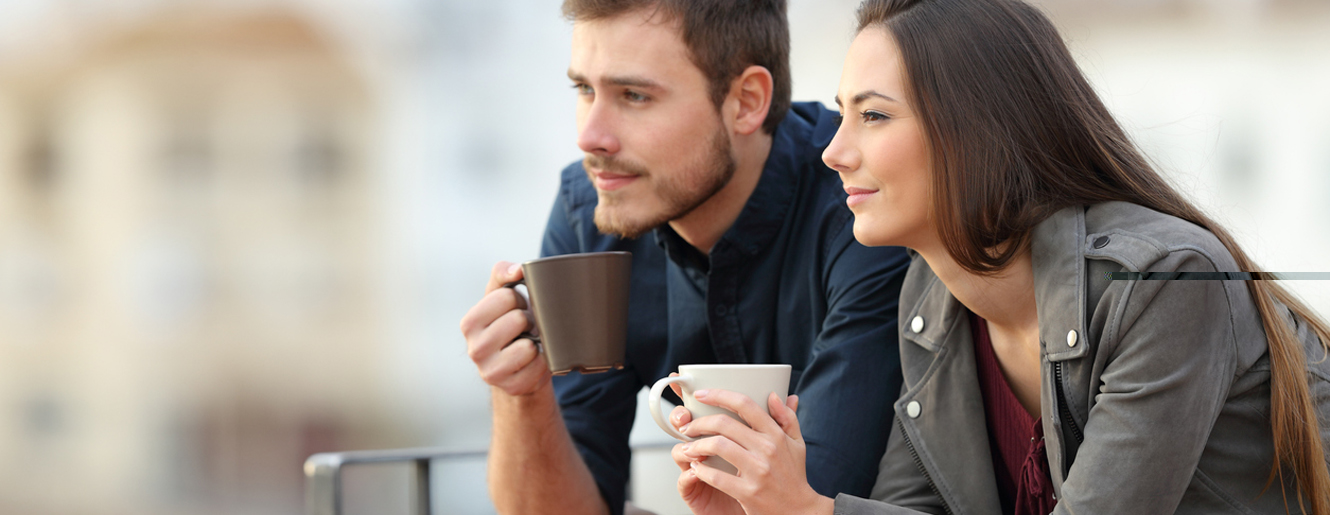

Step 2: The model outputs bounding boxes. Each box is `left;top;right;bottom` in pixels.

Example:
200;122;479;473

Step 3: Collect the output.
305;442;677;515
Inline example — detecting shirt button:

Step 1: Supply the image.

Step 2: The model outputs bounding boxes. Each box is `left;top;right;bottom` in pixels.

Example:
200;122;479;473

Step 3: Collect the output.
911;316;925;333
906;401;921;418
1067;330;1078;347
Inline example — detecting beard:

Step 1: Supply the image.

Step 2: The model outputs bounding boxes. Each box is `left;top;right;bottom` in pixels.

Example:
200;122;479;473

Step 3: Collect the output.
589;123;736;239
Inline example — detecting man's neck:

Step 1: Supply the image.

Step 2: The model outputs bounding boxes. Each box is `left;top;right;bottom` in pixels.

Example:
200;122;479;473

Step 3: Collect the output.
668;132;773;255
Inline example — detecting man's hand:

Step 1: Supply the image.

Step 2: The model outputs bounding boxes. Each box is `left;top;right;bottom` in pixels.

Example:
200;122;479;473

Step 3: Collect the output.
460;261;552;396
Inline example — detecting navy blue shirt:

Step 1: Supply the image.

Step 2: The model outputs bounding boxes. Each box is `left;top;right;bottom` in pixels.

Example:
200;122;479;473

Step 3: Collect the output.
541;102;909;514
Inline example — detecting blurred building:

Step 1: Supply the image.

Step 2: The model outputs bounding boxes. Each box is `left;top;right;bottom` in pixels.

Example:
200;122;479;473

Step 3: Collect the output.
0;6;397;515
0;1;1324;515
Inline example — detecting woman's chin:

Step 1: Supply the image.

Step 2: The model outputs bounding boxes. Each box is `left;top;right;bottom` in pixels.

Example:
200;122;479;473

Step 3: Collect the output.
852;220;893;248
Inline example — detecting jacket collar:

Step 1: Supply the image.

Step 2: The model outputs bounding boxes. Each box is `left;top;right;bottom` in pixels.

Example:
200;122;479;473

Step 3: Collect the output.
1031;205;1092;361
903;205;1092;361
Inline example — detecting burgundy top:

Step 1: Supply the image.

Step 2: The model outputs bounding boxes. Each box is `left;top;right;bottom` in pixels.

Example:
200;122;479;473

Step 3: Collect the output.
969;311;1058;515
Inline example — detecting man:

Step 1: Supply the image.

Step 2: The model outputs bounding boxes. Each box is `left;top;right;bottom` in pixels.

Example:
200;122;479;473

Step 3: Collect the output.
458;1;909;514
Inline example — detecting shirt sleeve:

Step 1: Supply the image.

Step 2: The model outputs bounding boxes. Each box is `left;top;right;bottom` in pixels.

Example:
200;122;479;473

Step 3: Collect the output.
798;220;911;498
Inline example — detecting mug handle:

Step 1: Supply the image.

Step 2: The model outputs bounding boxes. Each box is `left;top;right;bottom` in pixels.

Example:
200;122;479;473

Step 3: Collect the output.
501;279;541;344
649;375;695;442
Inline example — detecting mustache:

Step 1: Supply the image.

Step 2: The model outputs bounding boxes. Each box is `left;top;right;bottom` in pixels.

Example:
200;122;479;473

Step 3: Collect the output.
584;154;648;177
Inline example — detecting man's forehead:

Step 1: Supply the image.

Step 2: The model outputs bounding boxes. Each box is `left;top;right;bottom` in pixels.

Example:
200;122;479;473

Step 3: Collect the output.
569;11;696;83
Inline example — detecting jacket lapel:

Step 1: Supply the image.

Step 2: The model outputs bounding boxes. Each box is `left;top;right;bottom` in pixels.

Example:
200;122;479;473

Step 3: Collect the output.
897;270;1003;515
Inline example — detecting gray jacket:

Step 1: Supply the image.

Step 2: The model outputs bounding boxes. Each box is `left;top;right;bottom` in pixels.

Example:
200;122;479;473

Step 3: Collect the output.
835;202;1330;515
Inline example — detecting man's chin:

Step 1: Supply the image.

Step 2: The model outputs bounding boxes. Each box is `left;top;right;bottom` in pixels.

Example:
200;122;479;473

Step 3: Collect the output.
593;205;667;240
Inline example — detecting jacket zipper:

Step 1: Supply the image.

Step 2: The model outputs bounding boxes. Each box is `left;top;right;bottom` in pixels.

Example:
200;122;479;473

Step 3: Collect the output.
897;416;955;515
1053;361;1084;445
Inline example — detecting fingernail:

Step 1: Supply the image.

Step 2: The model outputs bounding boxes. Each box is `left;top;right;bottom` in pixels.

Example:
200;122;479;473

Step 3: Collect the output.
694;389;710;398
688;469;696;478
681;443;690;451
507;263;521;275
679;424;689;433
674;411;684;422
690;461;698;468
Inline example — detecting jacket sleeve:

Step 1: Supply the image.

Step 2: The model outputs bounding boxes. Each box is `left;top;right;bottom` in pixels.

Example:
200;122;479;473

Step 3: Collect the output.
1053;248;1240;514
798;224;911;498
832;415;947;515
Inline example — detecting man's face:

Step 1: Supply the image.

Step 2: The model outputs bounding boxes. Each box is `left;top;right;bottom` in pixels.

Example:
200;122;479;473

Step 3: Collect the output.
569;10;736;239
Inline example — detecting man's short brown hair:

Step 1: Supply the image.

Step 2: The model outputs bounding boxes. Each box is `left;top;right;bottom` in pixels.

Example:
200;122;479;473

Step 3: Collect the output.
563;0;791;135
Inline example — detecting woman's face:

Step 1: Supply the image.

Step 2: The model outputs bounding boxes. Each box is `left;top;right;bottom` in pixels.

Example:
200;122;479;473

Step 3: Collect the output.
823;27;935;251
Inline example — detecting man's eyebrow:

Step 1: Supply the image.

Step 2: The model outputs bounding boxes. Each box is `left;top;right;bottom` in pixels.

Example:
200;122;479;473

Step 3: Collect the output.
836;90;899;108
565;70;663;90
606;75;663;90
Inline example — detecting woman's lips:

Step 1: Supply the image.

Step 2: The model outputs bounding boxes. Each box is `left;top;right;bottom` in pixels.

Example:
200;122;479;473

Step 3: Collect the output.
844;187;878;207
591;170;640;191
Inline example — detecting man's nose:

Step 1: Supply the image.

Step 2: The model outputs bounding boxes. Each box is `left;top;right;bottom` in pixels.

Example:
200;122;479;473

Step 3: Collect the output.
577;101;621;155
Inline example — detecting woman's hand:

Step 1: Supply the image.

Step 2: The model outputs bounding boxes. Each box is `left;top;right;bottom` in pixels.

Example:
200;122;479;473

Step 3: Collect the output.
676;390;835;515
673;440;745;515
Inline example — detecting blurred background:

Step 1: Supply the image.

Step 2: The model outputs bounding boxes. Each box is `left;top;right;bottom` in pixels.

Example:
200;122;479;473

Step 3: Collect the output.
0;0;1325;514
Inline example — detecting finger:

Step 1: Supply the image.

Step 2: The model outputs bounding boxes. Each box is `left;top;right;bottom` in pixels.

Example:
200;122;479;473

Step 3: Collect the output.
484;261;525;293
689;460;744;501
769;392;802;441
460;288;528;341
681;413;765;453
671;442;693;472
677;467;708;504
668;372;683;398
685;436;762;477
788;394;799;412
492;340;551;395
670;406;693;431
694;388;784;436
467;307;533;366
480;337;540;386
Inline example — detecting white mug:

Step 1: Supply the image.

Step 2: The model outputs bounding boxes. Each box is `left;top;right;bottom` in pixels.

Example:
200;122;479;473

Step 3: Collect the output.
648;364;792;474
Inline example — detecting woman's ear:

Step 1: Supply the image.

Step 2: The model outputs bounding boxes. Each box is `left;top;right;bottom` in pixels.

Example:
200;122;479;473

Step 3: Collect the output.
728;65;773;135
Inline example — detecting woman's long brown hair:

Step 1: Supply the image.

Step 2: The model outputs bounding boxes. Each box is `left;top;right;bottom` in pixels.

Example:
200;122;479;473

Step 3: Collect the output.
855;0;1330;511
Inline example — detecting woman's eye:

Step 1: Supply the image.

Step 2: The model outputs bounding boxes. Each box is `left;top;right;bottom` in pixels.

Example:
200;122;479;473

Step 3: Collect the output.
861;110;888;123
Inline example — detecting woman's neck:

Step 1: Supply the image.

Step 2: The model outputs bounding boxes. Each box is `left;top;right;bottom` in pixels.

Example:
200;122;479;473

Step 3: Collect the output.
917;243;1044;417
916;244;1040;342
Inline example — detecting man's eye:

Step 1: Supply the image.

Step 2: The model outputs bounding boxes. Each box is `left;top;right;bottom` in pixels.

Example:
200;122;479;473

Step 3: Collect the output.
624;90;648;103
572;83;593;96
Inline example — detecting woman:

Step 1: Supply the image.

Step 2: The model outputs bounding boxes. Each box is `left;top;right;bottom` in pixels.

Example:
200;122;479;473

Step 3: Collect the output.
667;0;1330;513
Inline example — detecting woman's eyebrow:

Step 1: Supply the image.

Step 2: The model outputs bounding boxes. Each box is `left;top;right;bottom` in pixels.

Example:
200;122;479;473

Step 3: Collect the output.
835;90;899;108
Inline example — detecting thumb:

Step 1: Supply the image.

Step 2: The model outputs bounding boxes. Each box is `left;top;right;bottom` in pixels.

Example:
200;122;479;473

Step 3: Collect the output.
485;261;525;293
769;392;802;440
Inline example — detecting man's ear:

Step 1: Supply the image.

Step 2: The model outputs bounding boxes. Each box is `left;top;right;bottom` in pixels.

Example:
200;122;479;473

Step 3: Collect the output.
727;65;773;136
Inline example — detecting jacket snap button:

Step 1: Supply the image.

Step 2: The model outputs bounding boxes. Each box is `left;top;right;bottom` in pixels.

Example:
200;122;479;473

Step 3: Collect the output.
1092;235;1110;249
1067;330;1078;347
906;401;921;418
911;316;925;333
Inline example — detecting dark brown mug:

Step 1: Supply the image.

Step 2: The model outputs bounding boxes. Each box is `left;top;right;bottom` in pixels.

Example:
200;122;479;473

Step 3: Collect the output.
504;251;632;375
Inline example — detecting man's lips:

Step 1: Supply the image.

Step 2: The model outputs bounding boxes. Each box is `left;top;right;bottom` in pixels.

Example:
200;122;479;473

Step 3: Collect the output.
590;169;640;191
844;187;878;207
